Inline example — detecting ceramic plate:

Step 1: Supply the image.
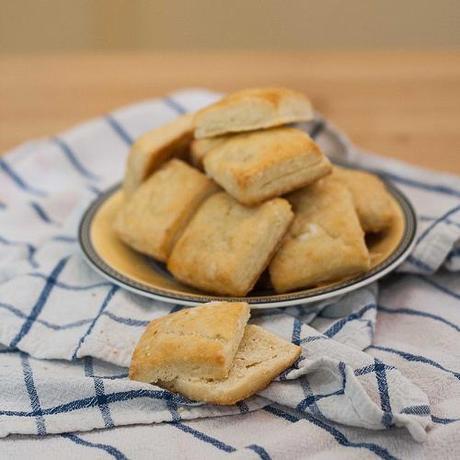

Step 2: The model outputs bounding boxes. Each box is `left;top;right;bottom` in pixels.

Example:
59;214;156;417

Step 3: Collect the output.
78;169;417;308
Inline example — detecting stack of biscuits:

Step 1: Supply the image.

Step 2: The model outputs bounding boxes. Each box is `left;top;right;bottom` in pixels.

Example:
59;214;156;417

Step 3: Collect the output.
115;87;395;296
129;301;301;404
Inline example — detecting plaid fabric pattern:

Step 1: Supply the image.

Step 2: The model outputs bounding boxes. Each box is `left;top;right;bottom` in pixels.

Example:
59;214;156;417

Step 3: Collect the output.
1;90;459;458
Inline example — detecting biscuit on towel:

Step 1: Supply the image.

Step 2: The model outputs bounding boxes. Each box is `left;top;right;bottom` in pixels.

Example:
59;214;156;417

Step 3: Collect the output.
129;302;250;383
203;127;331;205
115;159;218;262
194;87;313;139
269;177;370;293
161;325;301;405
123;113;194;198
190;136;228;169
333;166;394;233
167;192;294;296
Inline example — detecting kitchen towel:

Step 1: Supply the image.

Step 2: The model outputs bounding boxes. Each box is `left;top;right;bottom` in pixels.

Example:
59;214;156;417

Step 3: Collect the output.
1;89;459;458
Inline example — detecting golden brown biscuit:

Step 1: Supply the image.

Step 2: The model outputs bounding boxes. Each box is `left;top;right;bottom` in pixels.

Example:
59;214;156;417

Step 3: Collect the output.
167;192;294;296
203;127;331;205
161;325;301;405
115;159;218;262
269;177;370;293
123;113;194;198
194;87;314;139
333;166;394;233
190;136;228;169
129;302;250;383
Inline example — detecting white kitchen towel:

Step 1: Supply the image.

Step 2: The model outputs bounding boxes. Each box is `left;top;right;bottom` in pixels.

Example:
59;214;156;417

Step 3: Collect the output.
0;90;459;457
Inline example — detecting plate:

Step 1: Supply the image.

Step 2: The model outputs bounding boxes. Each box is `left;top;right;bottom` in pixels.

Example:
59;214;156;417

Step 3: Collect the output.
78;169;417;308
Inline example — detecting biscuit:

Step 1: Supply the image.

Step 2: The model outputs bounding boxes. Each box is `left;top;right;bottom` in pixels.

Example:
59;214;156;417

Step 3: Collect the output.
123;113;194;198
190;136;228;169
129;302;251;383
203;127;332;205
115;159;218;261
194;87;314;139
269;177;370;293
167;192;294;296
161;325;301;405
333;166;394;233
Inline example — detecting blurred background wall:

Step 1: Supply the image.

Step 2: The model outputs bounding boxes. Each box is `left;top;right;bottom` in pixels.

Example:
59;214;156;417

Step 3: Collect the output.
1;0;459;53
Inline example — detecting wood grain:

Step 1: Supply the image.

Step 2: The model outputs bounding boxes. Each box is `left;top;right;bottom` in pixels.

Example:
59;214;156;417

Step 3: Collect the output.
1;52;459;173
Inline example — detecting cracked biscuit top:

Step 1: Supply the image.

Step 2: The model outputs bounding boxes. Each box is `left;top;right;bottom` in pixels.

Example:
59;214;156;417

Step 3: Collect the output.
129;302;250;383
203;127;331;205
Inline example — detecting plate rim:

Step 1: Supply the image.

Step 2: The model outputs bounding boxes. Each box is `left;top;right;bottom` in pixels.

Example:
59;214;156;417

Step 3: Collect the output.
78;173;417;309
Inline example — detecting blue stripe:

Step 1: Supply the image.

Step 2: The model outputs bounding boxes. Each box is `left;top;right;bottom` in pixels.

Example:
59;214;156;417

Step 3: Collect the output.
338;361;347;386
171;422;236;453
405;255;433;272
296;362;346;412
91;373;128;380
20;353;46;435
369;345;460;380
246;444;271;460
374;359;393;428
102;311;149;327
167;400;181;422
263;405;298;423
0;346;18;353
369;167;460;199
419;214;460;230
237;400;250;414
0;389;196;417
0;235;38;268
163;96;187;114
105;115;134;145
84;357;114;428
30;201;56;224
10;257;69;348
323;304;375;338
72;285;119;359
401;405;430;416
298;378;323;420
431;415;460;424
62;433;127;460
300;335;326;344
52;235;78;243
0;301;92;330
278;356;303;381
52;137;99;180
296;387;344;412
378;304;460;332
354;363;395;377
309;120;325;139
87;184;103;195
307;413;397;460
416;204;460;245
291;318;302;345
0;158;47;197
263;405;396;460
29;272;112;291
418;277;460;300
169;304;185;314
277;355;303;381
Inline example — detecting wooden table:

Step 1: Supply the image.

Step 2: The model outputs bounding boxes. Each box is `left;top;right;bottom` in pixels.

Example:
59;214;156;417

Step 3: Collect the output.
1;52;459;173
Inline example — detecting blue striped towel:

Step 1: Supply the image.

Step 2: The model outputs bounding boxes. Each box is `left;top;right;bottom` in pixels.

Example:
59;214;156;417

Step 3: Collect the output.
1;89;459;459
